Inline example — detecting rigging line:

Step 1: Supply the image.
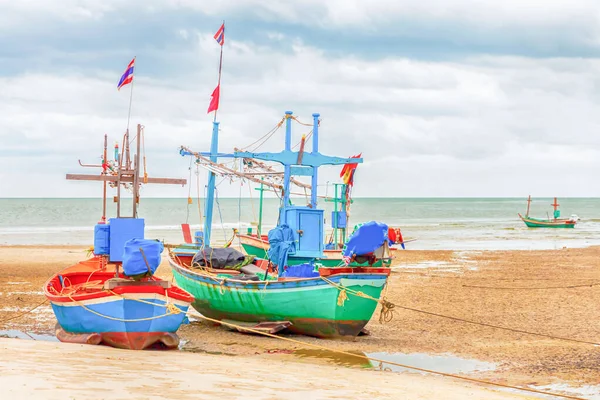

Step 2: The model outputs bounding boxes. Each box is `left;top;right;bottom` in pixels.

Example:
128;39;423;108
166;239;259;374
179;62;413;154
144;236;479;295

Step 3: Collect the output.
291;115;317;127
396;304;600;346
247;127;280;153
240;118;285;151
196;164;203;227
186;157;193;224
292;130;313;150
462;282;600;290
214;187;227;242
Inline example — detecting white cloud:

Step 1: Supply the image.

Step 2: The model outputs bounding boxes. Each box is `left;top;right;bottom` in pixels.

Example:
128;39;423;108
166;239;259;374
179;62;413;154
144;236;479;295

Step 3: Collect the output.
2;28;600;198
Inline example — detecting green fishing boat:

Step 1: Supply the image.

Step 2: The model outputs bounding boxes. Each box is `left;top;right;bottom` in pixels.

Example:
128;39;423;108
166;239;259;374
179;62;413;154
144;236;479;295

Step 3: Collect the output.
518;196;578;228
169;110;392;338
169;255;388;337
169;29;393;338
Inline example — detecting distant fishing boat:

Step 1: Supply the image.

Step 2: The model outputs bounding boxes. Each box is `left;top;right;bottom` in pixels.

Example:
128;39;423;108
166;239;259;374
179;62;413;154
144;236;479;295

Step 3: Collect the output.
43;126;193;350
518;196;578;228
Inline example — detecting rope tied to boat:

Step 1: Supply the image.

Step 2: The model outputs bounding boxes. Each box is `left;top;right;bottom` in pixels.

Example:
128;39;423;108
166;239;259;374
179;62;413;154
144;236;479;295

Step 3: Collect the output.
336;289;348;306
66;291;181;322
193;314;586;400
55;275;183;323
379;299;395;324
320;276;394;324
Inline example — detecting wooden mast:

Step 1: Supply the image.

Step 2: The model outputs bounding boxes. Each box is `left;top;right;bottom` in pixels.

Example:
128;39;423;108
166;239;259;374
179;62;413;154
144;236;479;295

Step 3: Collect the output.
67;124;186;218
526;195;531;217
102;134;108;223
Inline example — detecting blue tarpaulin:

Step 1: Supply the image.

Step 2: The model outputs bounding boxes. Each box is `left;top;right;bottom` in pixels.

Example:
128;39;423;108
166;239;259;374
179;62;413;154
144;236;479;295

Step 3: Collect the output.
267;224;296;269
281;263;319;278
122;239;164;277
342;221;388;258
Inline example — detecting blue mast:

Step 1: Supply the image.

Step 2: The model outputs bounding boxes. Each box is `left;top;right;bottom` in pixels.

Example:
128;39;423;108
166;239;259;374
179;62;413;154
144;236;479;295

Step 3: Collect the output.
203;121;220;247
180;111;363;258
310;113;319;208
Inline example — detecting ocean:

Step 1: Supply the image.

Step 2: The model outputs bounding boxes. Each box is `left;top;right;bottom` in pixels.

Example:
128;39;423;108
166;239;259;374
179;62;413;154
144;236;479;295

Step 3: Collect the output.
1;197;599;250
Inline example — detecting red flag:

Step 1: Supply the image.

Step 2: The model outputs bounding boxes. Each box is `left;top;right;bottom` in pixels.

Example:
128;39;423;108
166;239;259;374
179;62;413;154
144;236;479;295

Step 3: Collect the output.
340;153;361;186
207;84;220;113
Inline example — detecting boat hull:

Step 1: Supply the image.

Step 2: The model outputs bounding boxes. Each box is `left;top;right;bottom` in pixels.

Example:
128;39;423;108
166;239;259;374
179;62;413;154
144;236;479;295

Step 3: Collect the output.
44;258;193;350
238;234;394;267
169;255;388;338
518;214;576;229
49;294;190;349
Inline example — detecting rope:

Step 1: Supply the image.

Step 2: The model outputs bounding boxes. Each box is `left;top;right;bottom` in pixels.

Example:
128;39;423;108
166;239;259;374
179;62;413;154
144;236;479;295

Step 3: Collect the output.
462;282;600;290
196;164;203;227
194;314;585;400
336;289;348;306
291;116;317;127
240;118;285;152
320;277;600;346
321;276;395;323
395;304;600;346
0;298;49;324
292;130;313;150
214;186;227;242
65;291;181;323
186;157;193;224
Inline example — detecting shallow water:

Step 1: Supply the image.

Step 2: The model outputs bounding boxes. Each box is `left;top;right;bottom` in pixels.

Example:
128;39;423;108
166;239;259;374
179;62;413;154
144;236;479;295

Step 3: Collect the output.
292;349;496;375
0;329;58;342
530;383;600;400
2;197;600;250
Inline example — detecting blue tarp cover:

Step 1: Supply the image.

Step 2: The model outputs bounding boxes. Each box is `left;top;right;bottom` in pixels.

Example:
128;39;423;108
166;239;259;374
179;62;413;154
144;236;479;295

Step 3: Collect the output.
281;263;319;278
122;239;164;277
342;221;389;258
267;224;296;268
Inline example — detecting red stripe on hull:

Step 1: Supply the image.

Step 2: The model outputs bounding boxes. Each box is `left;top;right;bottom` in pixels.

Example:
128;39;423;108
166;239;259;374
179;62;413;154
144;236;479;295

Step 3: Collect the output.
55;324;181;350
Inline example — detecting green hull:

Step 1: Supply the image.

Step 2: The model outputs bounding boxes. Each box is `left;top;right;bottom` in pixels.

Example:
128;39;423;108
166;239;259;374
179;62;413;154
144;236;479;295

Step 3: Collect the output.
169;258;387;338
519;214;576;229
239;242;391;268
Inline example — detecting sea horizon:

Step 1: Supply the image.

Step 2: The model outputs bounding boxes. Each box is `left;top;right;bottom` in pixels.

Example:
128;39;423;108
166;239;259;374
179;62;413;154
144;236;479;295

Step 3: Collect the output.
2;197;599;250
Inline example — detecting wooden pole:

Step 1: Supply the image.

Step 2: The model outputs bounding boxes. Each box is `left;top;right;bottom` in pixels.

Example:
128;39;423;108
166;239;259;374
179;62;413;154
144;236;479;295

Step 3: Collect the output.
132;124;142;218
102;134;107;223
213;22;224;123
526;195;531;217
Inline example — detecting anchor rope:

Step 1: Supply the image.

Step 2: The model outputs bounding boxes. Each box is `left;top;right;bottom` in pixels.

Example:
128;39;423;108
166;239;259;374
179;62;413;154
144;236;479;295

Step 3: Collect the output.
319;276;600;346
0;298;49;324
193;314;585;400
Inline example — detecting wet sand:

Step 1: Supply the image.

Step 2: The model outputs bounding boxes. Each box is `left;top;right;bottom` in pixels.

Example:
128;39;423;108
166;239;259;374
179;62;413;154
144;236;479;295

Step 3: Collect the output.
0;338;530;399
1;245;599;398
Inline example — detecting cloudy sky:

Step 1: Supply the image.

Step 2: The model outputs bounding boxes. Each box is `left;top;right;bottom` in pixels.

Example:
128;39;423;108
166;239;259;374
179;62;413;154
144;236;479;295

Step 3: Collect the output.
2;0;600;198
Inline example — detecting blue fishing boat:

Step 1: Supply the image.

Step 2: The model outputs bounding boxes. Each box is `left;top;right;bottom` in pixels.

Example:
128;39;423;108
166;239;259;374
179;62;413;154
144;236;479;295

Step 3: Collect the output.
43;126;193;350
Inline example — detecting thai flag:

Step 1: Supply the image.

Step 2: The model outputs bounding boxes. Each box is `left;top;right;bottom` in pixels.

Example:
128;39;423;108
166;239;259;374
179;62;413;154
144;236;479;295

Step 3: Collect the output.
214;23;224;46
117;58;135;91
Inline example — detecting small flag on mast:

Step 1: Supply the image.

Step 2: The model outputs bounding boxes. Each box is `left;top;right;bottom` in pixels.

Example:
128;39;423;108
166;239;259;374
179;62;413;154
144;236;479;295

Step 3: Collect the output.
207;85;220;113
214;23;225;46
117;58;135;90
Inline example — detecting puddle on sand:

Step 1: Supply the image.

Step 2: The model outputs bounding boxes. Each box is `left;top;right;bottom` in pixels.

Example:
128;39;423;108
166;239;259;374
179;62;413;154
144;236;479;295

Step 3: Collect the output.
294;349;372;369
0;329;58;342
368;352;496;375
530;383;600;400
292;349;496;375
178;339;236;356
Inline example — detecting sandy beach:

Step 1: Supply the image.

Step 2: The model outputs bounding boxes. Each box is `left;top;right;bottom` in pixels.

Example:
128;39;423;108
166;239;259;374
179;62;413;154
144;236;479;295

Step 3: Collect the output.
1;245;599;399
